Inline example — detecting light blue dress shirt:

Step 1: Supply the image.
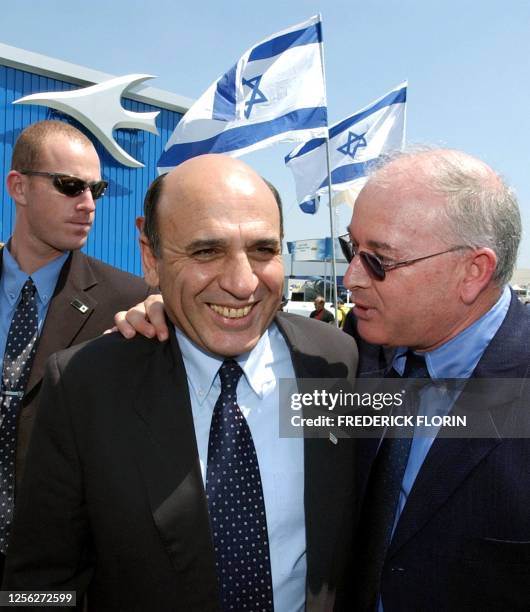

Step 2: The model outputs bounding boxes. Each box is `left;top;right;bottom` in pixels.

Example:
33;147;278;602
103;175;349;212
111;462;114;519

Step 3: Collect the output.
175;323;307;612
378;285;511;611
0;246;69;360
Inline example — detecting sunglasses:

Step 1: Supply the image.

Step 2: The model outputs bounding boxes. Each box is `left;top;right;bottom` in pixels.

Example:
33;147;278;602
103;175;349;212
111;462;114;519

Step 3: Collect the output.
338;234;468;281
20;170;108;200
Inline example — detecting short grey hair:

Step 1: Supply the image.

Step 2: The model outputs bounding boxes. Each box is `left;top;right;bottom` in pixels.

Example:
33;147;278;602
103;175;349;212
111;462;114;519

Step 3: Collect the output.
369;148;521;286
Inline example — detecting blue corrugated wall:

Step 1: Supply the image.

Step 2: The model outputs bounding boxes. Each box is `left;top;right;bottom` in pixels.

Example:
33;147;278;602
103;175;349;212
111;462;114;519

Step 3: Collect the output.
0;64;183;275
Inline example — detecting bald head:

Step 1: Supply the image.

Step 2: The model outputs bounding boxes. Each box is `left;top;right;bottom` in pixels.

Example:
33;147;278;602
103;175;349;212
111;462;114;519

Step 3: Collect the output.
143;155;283;256
365;148;521;286
369;148;511;201
139;153;285;357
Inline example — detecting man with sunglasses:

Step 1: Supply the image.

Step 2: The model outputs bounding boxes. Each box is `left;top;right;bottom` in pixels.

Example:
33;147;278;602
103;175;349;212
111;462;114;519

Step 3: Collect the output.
341;148;529;610
0;120;151;577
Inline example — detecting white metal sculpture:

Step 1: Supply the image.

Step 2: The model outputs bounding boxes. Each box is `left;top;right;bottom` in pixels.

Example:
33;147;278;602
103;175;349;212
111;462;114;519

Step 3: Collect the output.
14;74;160;168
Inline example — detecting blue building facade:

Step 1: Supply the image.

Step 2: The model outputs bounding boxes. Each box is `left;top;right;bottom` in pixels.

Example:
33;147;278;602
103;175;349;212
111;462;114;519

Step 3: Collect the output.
0;45;189;275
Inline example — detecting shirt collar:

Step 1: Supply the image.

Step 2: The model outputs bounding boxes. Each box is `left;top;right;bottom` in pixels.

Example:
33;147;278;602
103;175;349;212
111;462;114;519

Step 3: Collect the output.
1;246;69;306
238;325;276;399
392;285;511;379
174;325;275;404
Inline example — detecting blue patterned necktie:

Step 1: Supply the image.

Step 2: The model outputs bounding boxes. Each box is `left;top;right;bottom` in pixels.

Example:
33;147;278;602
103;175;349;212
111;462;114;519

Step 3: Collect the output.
0;278;38;553
206;359;274;612
356;351;430;611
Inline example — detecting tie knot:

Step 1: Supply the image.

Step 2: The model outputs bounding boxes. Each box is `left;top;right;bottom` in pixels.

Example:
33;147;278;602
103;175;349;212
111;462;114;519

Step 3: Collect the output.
218;359;243;391
403;351;430;379
21;278;36;300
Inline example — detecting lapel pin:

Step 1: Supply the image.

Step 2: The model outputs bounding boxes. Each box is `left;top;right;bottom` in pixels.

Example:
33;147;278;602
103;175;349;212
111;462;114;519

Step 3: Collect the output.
329;432;338;445
71;298;89;314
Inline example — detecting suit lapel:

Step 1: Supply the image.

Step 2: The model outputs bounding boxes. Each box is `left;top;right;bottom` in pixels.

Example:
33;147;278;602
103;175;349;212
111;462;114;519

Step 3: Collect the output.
389;293;529;556
274;313;315;378
275;314;356;606
389;432;502;557
133;330;218;599
26;251;98;396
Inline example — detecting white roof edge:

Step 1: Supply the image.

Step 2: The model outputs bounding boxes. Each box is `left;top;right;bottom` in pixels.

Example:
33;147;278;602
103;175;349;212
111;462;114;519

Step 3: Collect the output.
0;42;194;113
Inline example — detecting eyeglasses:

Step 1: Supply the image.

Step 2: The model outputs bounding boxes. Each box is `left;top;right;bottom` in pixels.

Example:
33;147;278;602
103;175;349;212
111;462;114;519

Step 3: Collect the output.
338;234;468;281
20;170;108;200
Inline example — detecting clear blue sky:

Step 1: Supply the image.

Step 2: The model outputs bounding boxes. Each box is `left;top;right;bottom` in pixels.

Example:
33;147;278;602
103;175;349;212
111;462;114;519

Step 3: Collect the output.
2;0;530;267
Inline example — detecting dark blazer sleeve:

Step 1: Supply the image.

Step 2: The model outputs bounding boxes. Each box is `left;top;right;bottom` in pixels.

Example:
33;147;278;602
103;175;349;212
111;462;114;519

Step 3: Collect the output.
4;353;93;597
16;252;154;490
5;332;220;611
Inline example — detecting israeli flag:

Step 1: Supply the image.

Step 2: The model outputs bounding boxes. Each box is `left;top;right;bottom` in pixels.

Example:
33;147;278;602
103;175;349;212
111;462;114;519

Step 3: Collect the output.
285;82;407;214
158;15;328;171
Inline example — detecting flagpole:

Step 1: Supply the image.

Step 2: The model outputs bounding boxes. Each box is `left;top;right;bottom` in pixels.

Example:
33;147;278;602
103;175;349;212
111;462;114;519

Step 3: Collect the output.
325;139;339;326
317;13;339;327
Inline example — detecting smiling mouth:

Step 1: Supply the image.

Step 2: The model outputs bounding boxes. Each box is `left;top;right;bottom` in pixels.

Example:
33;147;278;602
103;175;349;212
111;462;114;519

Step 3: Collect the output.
209;303;254;319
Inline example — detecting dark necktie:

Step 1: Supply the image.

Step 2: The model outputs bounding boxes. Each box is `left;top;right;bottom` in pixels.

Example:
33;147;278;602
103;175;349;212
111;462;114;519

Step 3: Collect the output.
205;360;274;612
0;278;38;552
356;351;430;611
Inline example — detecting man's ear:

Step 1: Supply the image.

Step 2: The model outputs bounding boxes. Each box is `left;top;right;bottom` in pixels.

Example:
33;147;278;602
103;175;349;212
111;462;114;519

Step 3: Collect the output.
460;247;497;304
139;234;160;289
6;171;27;205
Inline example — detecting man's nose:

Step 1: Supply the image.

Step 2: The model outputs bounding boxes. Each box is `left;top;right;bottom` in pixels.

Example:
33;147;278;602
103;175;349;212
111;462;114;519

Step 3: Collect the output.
75;188;96;213
219;253;259;298
342;254;372;290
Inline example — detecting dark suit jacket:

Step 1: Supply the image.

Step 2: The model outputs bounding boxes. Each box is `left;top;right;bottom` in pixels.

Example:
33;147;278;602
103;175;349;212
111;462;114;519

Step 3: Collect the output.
4;313;358;612
352;292;530;611
0;247;151;489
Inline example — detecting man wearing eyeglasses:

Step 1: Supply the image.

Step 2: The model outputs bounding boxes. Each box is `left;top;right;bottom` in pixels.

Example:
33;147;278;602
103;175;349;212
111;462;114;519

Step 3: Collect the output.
341;149;529;610
0;120;151;577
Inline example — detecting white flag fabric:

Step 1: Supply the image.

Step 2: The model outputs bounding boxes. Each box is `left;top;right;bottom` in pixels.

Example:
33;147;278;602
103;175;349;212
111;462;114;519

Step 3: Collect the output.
158;15;328;172
285;82;407;214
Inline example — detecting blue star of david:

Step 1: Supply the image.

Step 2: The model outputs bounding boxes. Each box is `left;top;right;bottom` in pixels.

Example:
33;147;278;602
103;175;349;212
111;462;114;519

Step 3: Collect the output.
337;131;367;159
242;75;267;119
